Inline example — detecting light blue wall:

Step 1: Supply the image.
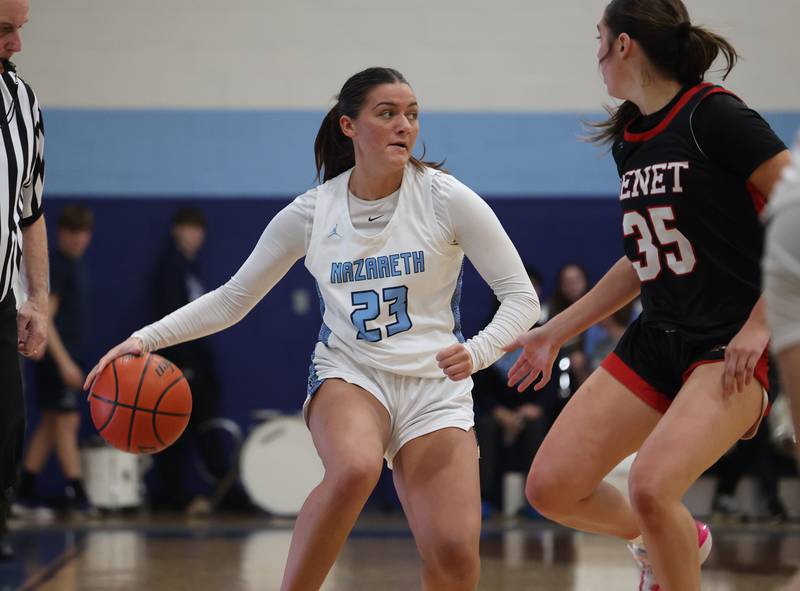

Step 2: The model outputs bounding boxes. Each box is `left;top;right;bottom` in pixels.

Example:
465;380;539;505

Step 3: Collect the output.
44;109;800;198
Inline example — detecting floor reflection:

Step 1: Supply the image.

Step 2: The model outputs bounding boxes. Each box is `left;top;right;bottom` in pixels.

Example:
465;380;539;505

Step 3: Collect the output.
1;517;797;590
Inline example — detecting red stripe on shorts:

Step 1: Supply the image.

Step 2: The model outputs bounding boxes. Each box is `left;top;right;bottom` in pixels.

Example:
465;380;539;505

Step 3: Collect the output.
601;353;672;414
682;349;770;392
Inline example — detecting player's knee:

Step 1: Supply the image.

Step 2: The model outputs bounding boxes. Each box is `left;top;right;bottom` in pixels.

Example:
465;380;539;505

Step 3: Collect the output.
327;456;382;498
628;466;670;524
427;537;480;585
525;468;570;518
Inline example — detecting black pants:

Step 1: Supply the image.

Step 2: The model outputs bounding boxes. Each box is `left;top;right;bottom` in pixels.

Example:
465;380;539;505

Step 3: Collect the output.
475;412;547;509
149;347;228;509
0;294;25;519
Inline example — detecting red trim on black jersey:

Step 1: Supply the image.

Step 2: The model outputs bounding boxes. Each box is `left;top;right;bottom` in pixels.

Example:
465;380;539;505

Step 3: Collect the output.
698;87;740;102
601;353;671;413
623;82;715;143
746;181;767;215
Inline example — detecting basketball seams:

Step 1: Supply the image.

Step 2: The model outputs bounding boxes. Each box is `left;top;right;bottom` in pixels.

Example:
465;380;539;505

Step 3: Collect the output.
126;353;153;451
89;353;191;455
88;392;191;417
151;375;188;447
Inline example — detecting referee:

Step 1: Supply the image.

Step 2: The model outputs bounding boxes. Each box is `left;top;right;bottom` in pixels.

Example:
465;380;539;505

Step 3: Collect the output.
0;0;48;559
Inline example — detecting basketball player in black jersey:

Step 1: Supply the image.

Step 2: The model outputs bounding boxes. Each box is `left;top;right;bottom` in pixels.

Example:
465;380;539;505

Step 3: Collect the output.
504;1;791;590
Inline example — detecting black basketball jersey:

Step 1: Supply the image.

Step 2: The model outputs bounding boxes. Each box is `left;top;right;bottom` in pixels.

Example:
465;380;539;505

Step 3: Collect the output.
612;83;772;332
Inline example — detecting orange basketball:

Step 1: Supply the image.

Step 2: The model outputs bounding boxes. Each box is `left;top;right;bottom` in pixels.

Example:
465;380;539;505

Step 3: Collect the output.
88;353;192;454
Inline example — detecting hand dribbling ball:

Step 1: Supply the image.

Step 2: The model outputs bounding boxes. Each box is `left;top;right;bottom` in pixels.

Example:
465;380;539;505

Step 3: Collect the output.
88;353;192;454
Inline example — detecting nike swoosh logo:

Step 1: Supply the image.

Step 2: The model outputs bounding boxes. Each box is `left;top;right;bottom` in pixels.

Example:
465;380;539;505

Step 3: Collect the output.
368;215;384;222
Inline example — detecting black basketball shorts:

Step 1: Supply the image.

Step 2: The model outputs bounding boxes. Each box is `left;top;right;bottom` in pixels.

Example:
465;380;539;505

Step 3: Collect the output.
600;316;771;420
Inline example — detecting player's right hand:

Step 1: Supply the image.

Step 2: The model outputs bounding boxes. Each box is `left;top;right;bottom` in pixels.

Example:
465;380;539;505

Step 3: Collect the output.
83;337;144;394
502;327;561;392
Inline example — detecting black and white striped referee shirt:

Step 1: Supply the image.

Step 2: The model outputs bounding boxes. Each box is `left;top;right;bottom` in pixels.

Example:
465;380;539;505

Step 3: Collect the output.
0;59;45;303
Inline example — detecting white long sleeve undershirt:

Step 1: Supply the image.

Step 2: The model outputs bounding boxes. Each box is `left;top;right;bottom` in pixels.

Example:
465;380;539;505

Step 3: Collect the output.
133;171;539;373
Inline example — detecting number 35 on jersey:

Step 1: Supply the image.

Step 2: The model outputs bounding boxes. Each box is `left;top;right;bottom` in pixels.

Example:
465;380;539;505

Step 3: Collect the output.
624;206;696;282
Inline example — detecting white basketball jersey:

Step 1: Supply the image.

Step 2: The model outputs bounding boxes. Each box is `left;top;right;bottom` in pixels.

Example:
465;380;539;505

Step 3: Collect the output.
305;164;465;378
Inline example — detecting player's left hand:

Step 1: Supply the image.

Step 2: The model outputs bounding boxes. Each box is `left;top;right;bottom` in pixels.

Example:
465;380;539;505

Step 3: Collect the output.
436;343;473;381
722;320;770;397
84;336;144;394
16;295;48;358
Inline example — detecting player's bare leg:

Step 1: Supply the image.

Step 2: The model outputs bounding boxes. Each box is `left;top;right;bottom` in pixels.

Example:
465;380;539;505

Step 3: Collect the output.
280;379;391;591
393;427;481;591
525;368;660;538
54;412;82;479
22;411;56;474
629;363;764;591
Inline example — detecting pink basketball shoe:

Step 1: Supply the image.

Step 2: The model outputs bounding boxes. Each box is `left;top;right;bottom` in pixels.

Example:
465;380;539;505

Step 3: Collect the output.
627;520;712;590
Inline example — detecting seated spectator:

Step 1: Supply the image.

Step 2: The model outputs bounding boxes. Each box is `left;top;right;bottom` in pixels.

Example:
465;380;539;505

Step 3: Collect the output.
474;266;556;514
547;263;592;411
709;367;789;524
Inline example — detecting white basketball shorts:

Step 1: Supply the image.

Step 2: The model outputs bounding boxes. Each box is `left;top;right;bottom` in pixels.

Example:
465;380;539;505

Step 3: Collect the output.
305;342;474;468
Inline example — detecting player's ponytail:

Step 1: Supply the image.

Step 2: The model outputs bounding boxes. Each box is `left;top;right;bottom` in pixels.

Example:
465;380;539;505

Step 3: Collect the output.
588;0;739;146
314;103;355;183
314;67;444;182
678;25;737;87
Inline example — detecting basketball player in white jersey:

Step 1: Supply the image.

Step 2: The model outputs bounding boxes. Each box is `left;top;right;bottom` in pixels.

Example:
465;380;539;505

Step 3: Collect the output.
85;67;539;590
763;134;800;591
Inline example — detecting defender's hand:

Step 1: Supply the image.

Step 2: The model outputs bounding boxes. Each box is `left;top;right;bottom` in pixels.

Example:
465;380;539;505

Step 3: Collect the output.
503;327;561;392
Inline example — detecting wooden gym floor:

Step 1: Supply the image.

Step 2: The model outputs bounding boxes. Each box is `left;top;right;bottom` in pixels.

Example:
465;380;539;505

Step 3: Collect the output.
2;513;798;590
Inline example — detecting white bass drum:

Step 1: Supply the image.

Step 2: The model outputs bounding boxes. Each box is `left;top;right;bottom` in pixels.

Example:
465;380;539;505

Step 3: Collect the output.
240;416;324;516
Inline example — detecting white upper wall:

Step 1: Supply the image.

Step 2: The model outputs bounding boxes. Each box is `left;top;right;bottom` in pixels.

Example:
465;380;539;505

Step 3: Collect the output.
15;0;800;111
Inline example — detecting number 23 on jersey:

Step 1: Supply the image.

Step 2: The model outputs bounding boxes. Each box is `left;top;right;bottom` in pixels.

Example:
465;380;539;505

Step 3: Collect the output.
350;286;412;342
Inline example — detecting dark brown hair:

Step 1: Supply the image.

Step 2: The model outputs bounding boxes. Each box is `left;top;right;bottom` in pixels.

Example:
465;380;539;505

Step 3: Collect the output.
589;0;739;145
171;206;207;229
548;263;590;317
314;67;443;182
58;205;94;232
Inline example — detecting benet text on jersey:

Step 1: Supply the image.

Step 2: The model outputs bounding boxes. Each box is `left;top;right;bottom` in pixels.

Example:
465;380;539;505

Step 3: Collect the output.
620;161;690;200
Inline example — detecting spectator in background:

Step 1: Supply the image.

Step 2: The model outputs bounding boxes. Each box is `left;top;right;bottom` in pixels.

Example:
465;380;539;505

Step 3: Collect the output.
709;376;789;525
586;301;638;371
474;267;552;514
16;206;93;515
547;264;592;410
546;263;590;320
528;266;548;326
148;207;227;512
